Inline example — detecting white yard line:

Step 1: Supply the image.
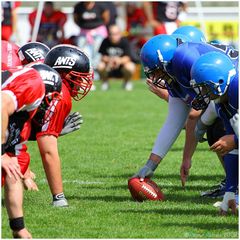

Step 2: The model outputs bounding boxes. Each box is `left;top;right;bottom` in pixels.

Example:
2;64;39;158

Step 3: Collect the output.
38;179;104;185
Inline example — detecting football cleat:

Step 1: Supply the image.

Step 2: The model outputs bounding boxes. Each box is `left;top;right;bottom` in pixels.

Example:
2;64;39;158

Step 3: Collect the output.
200;179;226;198
52;198;69;207
128;177;164;202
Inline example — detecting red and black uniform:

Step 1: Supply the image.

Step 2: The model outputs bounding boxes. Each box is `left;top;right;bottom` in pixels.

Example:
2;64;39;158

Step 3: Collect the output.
30;82;72;139
1;67;45;184
1;40;22;70
16;82;71;175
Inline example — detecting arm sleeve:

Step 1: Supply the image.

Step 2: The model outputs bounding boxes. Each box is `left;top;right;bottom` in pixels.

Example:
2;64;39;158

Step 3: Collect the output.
152;96;191;158
200;101;218;126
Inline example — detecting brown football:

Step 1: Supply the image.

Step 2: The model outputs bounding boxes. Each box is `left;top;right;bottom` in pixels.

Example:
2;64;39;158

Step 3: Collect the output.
128;177;164;202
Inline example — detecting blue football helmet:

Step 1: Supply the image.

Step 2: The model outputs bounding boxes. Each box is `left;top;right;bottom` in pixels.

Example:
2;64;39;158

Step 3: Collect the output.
190;51;237;110
140;34;178;88
171;33;191;43
173;26;206;43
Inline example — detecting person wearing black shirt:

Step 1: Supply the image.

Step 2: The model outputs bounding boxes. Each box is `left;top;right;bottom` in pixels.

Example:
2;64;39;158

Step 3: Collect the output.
98;25;136;91
73;2;110;85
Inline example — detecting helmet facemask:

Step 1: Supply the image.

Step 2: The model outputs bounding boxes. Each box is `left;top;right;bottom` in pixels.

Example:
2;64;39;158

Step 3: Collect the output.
33;92;62;126
64;70;93;101
191;84;212;110
145;67;174;89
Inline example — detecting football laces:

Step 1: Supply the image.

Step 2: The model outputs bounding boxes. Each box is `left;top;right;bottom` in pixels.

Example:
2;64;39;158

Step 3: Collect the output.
141;185;157;198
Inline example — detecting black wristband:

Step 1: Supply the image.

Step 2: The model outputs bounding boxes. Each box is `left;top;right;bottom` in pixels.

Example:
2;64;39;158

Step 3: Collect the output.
9;217;25;231
1;143;6;155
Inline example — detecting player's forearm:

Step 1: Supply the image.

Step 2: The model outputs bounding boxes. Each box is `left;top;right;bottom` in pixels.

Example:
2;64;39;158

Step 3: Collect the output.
152;96;190;158
182;116;199;163
41;152;63;195
4;176;24;218
1;93;16;143
2;109;9;143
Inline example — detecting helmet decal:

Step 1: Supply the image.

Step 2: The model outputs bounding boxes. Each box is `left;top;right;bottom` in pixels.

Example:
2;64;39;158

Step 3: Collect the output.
53;56;77;69
25;48;45;61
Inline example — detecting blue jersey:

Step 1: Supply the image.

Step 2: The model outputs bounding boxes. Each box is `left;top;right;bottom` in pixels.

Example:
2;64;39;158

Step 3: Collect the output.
215;74;238;135
167;42;238;106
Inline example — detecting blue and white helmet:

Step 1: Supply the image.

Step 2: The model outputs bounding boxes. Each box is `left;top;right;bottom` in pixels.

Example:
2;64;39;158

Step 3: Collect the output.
190;51;236;109
140;34;178;88
173;26;206;43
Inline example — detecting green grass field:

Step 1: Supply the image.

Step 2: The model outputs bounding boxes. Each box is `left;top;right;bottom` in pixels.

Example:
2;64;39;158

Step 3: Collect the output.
1;80;238;238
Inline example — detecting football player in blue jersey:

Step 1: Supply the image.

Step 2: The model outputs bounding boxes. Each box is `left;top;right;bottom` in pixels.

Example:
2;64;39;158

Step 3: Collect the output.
132;34;238;198
190;51;238;215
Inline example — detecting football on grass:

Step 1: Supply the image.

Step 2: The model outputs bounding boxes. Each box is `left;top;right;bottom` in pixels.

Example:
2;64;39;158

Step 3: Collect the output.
128;177;164;202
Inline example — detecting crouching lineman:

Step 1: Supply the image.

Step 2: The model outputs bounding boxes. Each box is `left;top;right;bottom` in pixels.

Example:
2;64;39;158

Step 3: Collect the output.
132;34;238;204
1;63;62;238
190;51;238;215
26;45;93;207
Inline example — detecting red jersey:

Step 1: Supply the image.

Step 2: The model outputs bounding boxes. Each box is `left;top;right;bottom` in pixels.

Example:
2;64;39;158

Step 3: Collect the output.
1;40;22;70
2;67;45;115
30;82;72;139
29;10;67;28
1;66;45;183
28;9;67;45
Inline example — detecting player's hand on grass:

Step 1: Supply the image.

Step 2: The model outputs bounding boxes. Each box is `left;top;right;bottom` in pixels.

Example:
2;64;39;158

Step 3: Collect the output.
220;192;237;216
60;112;83;136
133;159;158;182
12;228;32;239
210;135;236;156
1;155;23;182
180;160;191;188
23;178;39;191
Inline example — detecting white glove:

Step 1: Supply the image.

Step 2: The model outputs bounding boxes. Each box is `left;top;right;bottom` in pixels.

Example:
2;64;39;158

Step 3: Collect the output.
133;159;158;181
220;192;235;212
60;112;83;136
195;119;208;142
230;113;239;138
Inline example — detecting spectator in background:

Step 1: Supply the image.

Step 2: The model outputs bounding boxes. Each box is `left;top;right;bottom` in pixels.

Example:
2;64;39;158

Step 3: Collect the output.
102;2;117;28
1;1;20;42
126;3;147;63
98;24;136;91
143;2;187;35
29;2;67;48
73;2;110;83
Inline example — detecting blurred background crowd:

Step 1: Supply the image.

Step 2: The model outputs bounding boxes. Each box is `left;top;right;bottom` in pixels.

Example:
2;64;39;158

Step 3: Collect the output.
1;1;239;87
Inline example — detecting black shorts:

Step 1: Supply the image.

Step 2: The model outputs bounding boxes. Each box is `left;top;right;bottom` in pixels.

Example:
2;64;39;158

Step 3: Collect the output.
108;66;124;78
206;118;226;146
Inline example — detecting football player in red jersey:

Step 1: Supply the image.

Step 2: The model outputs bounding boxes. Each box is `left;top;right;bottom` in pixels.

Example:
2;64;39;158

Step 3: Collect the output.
41;44;93;207
1;63;62;238
24;44;93;207
15;44;93;207
1;41;51;190
1;41;50;70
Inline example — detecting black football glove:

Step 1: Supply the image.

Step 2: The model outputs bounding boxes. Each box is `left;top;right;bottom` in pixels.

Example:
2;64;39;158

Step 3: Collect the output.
60;112;83;136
